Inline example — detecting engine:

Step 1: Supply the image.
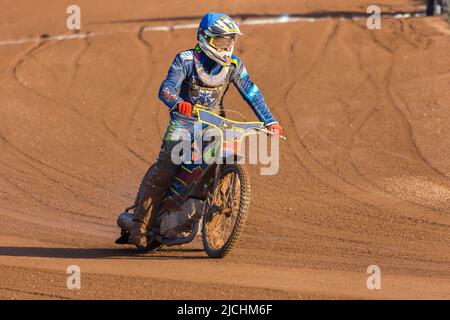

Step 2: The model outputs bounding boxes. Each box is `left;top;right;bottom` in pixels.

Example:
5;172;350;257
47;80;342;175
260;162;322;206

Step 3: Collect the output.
158;199;203;239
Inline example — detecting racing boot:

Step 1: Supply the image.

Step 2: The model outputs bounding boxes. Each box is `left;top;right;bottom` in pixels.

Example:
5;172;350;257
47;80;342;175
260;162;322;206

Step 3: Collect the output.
129;220;148;249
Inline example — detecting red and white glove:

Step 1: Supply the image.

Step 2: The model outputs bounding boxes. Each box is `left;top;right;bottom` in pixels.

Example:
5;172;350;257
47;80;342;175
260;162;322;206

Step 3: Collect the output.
176;102;192;116
268;123;283;137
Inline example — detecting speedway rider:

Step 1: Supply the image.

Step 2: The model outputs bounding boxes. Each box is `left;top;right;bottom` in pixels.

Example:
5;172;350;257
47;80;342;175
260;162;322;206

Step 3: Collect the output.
128;12;284;249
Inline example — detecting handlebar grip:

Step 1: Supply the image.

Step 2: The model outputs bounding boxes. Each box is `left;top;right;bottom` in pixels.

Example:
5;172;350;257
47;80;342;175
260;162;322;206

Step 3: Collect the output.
259;128;287;140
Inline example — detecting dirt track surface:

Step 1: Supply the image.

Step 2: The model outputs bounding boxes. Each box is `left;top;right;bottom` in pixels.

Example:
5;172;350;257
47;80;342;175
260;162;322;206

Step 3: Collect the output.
1;0;450;299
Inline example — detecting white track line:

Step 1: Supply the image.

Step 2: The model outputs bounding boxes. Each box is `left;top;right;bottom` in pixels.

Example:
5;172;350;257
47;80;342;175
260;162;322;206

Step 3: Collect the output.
0;13;426;47
0;32;93;46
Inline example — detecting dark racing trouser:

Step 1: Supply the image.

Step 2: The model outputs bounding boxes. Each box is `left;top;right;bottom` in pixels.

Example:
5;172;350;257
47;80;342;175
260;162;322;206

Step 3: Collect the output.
129;114;196;248
129;140;180;248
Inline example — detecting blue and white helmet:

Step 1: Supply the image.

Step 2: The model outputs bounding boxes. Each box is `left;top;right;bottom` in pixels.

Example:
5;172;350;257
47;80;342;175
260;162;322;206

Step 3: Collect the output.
197;13;243;66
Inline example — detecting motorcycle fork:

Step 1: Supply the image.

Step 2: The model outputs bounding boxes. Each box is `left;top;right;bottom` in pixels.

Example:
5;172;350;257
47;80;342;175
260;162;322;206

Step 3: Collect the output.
212;164;222;193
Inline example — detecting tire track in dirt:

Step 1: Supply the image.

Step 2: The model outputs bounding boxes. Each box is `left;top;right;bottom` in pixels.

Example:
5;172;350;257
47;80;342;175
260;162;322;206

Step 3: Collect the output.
83;27;156;166
0;287;69;299
9;35;151;171
278;19;450;226
273;21;414;239
132;26;157;138
0;130;121;196
333;21;450;214
0;153;107;212
2;41;143;221
339;21;428;200
369;25;450;185
281;20;384;197
0;174;101;220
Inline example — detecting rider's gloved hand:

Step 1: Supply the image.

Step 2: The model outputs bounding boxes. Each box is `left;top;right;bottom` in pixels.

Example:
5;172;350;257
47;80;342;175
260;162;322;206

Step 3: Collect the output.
176;101;192;116
268;123;283;137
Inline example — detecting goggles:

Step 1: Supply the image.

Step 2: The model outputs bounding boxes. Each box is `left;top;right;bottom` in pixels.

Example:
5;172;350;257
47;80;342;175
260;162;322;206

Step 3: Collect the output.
209;35;237;52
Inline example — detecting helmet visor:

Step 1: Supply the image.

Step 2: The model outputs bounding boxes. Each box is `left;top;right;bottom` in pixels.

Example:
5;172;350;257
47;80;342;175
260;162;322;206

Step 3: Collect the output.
210;35;236;52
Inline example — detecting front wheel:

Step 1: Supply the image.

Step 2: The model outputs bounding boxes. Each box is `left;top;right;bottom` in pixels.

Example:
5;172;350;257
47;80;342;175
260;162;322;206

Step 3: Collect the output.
202;164;250;258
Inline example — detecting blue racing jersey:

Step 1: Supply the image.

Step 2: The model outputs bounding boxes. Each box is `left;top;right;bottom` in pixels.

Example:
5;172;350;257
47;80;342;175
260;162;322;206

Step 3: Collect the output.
158;48;278;126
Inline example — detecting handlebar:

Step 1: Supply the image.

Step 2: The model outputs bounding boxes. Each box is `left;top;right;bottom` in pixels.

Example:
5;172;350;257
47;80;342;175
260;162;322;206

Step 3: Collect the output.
174;104;287;141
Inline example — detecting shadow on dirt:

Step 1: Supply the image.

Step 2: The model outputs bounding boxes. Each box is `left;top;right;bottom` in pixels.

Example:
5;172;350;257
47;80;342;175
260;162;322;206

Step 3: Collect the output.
0;246;209;260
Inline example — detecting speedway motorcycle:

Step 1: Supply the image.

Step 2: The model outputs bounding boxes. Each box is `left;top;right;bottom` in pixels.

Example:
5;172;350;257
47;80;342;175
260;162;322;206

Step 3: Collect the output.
115;107;285;258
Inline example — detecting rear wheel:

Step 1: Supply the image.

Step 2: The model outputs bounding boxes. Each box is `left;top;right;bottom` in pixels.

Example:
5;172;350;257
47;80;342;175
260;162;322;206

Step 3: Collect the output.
202;164;250;258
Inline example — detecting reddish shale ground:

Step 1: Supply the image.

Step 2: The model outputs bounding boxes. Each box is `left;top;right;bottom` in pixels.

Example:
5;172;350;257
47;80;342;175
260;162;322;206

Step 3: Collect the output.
0;0;449;299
